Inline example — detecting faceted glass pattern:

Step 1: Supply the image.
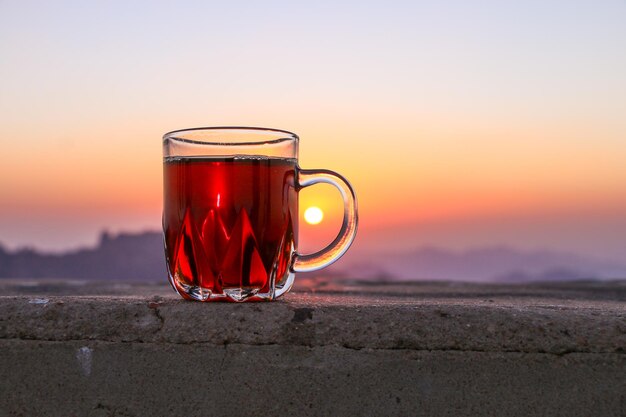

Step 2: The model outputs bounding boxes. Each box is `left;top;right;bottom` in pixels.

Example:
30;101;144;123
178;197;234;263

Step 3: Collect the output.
163;156;297;302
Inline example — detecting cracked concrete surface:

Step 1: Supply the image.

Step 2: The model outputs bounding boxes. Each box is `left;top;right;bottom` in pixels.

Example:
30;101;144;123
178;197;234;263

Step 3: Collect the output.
0;279;625;416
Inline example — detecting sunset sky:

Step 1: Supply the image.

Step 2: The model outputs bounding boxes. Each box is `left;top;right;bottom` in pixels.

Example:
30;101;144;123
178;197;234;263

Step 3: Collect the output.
1;1;625;262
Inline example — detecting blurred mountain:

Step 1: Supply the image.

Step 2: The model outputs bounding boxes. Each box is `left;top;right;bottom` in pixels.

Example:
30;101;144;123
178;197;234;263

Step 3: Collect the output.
0;231;624;282
335;246;626;282
0;231;165;281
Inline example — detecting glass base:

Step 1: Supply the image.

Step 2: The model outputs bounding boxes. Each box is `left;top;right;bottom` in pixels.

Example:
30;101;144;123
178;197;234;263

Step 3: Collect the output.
168;271;295;302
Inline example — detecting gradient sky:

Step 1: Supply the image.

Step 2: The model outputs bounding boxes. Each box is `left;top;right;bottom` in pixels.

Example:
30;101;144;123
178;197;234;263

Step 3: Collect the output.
1;0;625;261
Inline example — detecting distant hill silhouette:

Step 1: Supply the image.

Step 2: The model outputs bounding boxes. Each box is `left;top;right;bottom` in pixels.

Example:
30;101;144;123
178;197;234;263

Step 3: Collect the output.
0;231;165;281
338;246;626;282
1;231;625;282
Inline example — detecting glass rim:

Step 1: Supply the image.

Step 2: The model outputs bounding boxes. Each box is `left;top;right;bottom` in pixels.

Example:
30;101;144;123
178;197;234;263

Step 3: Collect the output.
163;126;299;146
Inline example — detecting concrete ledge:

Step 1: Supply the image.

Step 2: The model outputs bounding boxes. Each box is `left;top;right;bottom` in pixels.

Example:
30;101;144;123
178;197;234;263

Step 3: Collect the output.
1;280;625;416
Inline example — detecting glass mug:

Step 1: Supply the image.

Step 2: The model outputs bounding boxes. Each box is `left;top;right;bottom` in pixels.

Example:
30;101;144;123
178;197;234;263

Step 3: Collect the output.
162;127;358;302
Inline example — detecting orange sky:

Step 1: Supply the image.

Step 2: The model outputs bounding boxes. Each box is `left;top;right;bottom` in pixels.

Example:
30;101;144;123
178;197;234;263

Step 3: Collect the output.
1;1;625;261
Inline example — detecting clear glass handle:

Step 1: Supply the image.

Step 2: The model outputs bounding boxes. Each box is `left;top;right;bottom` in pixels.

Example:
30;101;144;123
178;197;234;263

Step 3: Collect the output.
291;168;358;272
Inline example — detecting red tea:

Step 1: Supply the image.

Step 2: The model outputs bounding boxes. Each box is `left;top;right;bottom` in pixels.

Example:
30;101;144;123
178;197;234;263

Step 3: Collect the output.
163;156;298;301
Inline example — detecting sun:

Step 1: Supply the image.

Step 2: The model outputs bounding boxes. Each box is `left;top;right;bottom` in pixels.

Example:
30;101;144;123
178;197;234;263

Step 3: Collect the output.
304;206;324;225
